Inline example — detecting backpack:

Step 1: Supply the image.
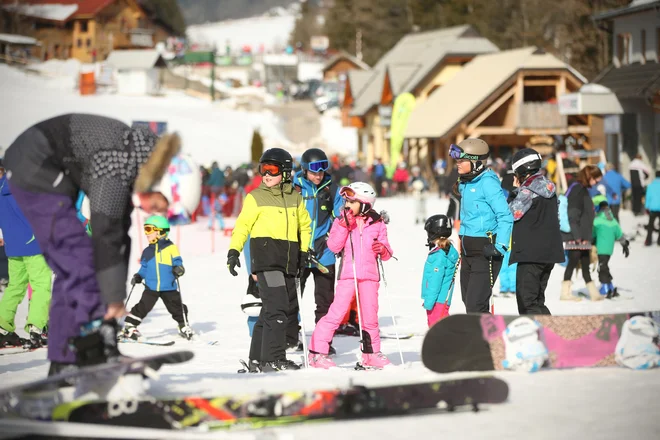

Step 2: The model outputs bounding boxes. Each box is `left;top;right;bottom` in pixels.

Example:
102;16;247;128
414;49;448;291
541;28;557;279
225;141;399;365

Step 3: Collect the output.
558;182;578;233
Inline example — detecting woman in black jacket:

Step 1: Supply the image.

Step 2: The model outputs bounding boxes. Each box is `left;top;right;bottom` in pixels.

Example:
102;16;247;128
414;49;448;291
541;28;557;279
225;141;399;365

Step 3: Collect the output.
562;164;603;301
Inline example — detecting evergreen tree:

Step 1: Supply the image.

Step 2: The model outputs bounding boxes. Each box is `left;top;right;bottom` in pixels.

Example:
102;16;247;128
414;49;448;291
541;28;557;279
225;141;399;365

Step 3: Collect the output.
251;130;264;163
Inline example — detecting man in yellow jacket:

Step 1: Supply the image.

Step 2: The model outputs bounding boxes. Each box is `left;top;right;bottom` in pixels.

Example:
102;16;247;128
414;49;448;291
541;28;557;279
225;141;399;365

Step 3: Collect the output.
227;148;312;372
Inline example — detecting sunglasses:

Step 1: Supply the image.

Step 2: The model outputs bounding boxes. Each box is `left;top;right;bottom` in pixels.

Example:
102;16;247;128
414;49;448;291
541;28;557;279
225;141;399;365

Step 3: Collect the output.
449;144;482;161
143;225;166;234
307;160;329;173
259;162;283;177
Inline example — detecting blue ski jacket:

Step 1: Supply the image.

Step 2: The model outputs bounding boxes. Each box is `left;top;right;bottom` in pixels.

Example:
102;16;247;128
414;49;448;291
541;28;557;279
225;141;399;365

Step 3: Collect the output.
421;245;460;310
293;170;343;267
0;176;42;257
458;169;513;253
646;178;660;212
137;238;183;292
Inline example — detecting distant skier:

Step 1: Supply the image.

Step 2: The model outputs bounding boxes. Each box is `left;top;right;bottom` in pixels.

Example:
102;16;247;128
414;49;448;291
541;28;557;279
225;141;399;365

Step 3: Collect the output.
122;215;190;340
421;215;459;327
3;114;179;376
227;148;312;372
592;195;630;299
292;148;343;354
409;166;429;224
507;148;565;314
309;182;394;369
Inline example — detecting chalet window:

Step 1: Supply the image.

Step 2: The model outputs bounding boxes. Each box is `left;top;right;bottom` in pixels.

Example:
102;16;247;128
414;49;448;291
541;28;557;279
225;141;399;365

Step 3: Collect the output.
86;38;91;48
616;34;630;65
77;38;82;48
80;20;88;33
641;30;646;63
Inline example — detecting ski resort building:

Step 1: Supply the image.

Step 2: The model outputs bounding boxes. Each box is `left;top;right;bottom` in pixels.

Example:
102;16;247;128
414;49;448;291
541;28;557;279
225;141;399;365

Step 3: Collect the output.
106;49;166;96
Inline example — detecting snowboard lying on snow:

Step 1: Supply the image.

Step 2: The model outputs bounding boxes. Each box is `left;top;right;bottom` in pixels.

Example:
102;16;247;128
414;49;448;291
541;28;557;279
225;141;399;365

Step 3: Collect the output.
422;312;660;373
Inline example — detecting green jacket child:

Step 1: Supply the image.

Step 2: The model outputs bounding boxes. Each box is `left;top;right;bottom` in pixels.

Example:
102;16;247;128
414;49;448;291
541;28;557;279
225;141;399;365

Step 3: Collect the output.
592;195;629;298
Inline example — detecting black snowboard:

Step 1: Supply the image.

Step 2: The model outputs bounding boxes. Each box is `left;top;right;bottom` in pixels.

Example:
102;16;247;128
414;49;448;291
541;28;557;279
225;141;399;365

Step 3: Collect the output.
56;376;509;430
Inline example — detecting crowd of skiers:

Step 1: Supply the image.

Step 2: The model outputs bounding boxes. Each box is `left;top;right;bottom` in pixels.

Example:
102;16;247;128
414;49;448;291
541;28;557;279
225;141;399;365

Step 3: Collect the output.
0;112;659;378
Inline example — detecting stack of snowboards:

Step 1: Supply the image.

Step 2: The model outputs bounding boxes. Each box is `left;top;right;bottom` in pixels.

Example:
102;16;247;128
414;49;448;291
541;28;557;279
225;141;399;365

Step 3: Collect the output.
422;312;660;373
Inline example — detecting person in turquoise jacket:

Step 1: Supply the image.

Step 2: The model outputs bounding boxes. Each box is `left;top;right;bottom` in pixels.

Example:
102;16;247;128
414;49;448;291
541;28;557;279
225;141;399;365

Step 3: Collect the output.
450;139;513;313
592;195;629;299
121;215;191;341
0;171;52;348
421;215;460;327
644;170;660;246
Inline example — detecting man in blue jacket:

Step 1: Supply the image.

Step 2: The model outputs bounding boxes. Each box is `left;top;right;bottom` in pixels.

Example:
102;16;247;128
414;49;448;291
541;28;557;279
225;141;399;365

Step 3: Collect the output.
602;163;631;221
291;148;343;351
0;162;52;348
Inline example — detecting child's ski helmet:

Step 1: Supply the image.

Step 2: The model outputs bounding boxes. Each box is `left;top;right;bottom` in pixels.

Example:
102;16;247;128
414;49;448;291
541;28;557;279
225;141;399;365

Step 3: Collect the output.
144;215;170;243
424;214;453;244
340;181;377;213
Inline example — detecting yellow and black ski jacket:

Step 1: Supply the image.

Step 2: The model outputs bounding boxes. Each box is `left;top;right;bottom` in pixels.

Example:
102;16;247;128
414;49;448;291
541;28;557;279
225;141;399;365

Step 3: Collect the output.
230;181;312;276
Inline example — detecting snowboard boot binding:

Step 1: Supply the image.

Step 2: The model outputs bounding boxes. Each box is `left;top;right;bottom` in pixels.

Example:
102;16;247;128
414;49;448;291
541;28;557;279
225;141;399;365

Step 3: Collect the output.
68;319;123;367
260;359;301;372
0;327;25;347
178;324;193;340
501;317;549;372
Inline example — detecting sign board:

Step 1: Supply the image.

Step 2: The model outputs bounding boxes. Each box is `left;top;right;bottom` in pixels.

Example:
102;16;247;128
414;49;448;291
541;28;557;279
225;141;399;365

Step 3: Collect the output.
558;93;581;115
132;121;168;136
603;115;620;134
215;55;232;66
310;35;329;51
263;53;298;66
183;51;214;64
378;105;392;127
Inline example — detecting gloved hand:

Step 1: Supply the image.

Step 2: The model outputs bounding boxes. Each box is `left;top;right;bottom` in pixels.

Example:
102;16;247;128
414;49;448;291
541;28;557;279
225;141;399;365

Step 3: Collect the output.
298;251;311;276
172;265;185;278
620;239;630;258
372;240;388;258
483;243;504;258
130;274;142;286
227;249;241;277
338;208;356;230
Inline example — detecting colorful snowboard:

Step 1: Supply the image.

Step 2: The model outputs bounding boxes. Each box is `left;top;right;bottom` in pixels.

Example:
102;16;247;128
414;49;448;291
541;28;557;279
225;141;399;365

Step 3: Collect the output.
422;312;660;373
52;376;509;430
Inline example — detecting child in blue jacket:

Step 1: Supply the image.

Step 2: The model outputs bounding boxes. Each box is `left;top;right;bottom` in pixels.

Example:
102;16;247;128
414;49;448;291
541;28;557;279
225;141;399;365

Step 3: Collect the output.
121;215;191;341
421;215;460;327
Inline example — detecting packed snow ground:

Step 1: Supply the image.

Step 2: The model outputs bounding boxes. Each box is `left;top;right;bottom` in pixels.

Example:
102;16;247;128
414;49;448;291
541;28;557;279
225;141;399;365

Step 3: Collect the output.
1;62;660;439
1;197;659;439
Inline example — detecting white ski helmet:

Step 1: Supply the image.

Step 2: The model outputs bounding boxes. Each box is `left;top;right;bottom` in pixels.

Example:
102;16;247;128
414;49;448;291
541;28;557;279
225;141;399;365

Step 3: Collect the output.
341;181;377;210
241;293;262;317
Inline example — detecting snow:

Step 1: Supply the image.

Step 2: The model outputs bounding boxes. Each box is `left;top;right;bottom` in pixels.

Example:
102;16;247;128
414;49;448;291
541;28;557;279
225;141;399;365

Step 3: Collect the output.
186;15;296;54
0;33;38;46
316;110;359;157
1;64;660;439
1;4;78;22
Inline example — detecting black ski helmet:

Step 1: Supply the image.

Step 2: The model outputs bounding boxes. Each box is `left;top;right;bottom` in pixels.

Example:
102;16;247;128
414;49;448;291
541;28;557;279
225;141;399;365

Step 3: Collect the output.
301;148;328;171
260;148;293;179
424;214;452;244
512;148;543;178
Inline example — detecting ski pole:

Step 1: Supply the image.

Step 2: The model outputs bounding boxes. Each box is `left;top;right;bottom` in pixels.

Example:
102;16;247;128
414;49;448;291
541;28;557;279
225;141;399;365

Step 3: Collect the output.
124;282;139;307
376;253;404;366
175;278;192;337
345;211;365;354
295;277;309;369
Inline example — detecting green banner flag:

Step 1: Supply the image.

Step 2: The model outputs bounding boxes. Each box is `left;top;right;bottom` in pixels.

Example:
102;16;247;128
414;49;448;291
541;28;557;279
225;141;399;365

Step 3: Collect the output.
387;93;416;178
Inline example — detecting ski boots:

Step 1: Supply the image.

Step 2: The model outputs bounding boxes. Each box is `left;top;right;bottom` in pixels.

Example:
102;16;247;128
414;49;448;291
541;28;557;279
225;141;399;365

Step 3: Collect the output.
178;324;193;340
239;359;261;373
308;352;336;369
24;325;48;348
286;340;303;353
260;359;300;372
360;352;392;369
0;278;7;293
119;324;142;341
606;283;620;299
0;327;25;347
69;319;122;367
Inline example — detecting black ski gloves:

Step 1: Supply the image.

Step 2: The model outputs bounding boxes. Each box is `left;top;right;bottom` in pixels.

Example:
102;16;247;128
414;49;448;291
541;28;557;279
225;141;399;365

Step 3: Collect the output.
227;249;241;276
620;239;630;258
298;251;311;277
483;243;504;259
173;265;185;278
130;274;143;286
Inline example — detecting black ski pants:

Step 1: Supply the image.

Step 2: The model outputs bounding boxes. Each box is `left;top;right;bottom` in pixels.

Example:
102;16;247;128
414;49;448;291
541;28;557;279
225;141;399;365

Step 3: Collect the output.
645;211;660;245
249;271;298;362
460;236;502;313
598;255;613;284
563;250;592;283
632;186;644;215
126;289;188;327
515;263;552;315
299;265;336;324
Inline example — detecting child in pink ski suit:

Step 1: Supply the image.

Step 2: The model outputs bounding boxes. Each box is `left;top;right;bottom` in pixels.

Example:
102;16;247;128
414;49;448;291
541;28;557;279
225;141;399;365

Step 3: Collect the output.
309;182;394;369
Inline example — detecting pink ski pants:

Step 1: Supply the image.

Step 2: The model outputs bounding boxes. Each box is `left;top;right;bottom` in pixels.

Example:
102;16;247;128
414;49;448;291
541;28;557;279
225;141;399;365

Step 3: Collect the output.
310;279;380;355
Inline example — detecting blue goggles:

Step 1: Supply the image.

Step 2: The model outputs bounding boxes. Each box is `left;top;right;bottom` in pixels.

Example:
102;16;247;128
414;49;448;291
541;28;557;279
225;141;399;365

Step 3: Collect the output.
449;144;482;161
306;160;330;173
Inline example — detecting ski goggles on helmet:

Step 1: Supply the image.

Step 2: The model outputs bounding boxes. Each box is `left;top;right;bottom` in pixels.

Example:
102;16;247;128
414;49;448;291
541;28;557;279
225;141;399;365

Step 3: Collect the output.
306;159;330;173
339;186;357;200
258;162;284;177
449;144;484;161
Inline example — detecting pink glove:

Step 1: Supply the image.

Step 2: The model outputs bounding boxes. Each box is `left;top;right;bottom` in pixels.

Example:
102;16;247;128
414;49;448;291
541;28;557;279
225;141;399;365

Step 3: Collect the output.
372;240;387;257
338;209;357;230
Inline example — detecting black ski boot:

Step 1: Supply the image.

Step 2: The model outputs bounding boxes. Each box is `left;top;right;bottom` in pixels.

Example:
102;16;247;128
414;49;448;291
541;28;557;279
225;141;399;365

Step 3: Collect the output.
286;340;303;352
68;319;123;367
0;328;25;347
260;359;301;372
239;359;261;373
328;344;336;356
24;325;48;348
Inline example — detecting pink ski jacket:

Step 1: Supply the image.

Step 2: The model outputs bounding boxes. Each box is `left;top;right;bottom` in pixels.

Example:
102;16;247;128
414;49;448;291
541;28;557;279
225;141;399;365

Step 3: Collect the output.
327;210;393;281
